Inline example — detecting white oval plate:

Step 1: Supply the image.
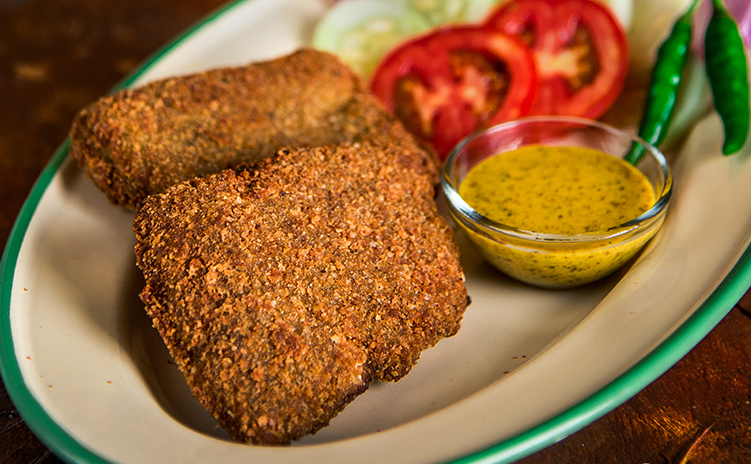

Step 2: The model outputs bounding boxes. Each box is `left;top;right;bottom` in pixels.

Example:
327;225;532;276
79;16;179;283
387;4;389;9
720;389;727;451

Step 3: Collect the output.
2;0;751;463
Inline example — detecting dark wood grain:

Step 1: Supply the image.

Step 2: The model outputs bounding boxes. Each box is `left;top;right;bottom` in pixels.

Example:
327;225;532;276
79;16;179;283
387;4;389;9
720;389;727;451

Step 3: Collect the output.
518;303;751;464
1;1;750;463
0;1;226;462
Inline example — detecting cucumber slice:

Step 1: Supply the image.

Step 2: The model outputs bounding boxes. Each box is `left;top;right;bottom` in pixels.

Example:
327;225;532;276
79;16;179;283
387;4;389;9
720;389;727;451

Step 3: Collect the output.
387;0;502;25
312;0;431;79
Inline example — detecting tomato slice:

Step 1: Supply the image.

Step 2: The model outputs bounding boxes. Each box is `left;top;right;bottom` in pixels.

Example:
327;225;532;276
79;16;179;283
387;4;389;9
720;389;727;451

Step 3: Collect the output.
484;0;629;119
370;26;537;159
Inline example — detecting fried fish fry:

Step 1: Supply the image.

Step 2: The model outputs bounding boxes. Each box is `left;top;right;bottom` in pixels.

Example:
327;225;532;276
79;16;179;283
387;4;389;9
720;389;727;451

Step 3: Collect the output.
133;143;468;445
70;49;437;210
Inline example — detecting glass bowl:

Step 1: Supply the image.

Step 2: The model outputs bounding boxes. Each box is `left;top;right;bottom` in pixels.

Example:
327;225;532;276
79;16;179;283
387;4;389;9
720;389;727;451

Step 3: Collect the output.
441;116;673;288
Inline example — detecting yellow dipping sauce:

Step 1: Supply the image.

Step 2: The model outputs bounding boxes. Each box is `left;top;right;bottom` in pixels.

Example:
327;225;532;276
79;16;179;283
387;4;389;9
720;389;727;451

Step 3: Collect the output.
460;145;655;233
456;145;661;287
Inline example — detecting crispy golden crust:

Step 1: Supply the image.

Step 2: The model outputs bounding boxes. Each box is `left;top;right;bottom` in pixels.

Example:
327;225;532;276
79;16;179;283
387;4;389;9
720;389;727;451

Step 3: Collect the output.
133;143;467;445
70;49;438;209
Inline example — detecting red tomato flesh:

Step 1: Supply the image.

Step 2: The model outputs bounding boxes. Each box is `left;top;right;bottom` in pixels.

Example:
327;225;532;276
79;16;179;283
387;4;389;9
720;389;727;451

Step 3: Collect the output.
370;26;537;159
484;0;629;119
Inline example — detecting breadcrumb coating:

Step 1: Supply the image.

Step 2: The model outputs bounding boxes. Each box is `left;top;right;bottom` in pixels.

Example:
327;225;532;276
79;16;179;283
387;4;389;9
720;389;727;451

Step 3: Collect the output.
133;143;468;445
69;49;438;209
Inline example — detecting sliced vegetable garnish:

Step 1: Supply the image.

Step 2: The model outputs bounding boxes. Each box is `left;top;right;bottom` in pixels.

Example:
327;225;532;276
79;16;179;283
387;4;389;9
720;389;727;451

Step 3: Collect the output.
484;0;630;120
370;26;537;159
312;0;431;79
386;0;503;25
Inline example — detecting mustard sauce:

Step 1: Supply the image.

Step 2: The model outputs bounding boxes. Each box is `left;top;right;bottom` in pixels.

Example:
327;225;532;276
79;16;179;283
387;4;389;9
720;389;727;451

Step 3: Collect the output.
459;145;655;233
455;145;661;288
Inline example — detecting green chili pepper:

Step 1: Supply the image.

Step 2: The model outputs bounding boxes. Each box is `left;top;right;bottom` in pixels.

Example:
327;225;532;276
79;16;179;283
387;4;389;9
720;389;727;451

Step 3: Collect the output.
705;0;750;155
625;0;699;165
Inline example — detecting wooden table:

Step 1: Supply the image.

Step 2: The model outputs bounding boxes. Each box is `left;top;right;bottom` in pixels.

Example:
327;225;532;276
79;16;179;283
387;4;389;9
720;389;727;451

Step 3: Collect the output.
2;1;750;462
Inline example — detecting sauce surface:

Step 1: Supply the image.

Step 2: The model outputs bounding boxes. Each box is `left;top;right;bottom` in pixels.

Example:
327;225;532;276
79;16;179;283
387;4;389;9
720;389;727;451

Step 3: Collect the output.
459;145;655;234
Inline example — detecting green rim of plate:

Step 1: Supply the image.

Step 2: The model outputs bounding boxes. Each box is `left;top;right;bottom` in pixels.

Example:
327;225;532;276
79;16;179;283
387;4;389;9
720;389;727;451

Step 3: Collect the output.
448;242;751;464
2;1;751;462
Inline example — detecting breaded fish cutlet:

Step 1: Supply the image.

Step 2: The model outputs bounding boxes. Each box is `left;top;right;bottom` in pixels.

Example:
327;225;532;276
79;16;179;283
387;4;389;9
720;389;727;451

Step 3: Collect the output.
133;142;468;445
70;49;438;210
